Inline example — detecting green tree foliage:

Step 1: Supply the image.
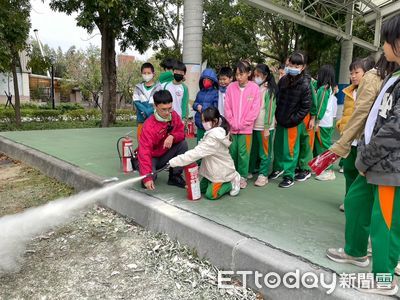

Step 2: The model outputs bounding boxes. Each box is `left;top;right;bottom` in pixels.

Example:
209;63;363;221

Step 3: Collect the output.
49;0;163;127
152;0;183;61
0;0;31;126
62;45;102;106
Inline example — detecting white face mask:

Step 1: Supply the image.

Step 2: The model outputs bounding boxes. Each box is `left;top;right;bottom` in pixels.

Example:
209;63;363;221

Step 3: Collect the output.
254;77;264;86
202;121;213;131
142;74;154;82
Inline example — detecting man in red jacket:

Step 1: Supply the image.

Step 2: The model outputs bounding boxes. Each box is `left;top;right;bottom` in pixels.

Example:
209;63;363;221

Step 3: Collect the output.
138;90;188;190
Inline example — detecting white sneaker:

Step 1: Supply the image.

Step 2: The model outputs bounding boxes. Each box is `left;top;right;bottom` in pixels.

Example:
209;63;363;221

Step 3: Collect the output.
339;203;345;212
339;167;344;173
247;173;253;179
315;170;336;181
255;175;268;187
230;172;241;196
326;247;369;267
240;177;247;189
395;261;400;276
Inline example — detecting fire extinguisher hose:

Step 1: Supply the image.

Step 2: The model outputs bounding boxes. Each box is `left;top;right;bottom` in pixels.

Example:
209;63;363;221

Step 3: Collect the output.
116;136;125;167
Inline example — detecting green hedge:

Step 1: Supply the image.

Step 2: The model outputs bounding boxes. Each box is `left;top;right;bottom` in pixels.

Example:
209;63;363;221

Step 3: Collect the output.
0;107;133;123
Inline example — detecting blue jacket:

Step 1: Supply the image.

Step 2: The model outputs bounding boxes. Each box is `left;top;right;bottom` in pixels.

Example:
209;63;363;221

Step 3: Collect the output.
133;82;161;123
193;68;219;129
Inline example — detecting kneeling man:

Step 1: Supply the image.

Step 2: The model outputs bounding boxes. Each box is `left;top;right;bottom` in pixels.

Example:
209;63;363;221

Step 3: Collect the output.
138;90;188;190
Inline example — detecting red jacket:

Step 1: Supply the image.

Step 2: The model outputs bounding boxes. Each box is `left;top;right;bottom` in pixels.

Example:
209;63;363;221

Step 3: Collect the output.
138;111;185;182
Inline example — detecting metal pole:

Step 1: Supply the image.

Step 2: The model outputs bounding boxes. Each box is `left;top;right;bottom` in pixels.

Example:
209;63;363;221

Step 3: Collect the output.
51;64;55;109
33;29;50;78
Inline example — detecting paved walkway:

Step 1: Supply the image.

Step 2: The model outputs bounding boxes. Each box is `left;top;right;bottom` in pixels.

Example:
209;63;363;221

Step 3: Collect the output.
0;128;366;275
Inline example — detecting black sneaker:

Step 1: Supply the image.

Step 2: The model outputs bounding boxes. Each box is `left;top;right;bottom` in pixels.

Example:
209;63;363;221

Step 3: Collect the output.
268;170;284;180
279;177;294;188
294;170;311;181
167;174;186;188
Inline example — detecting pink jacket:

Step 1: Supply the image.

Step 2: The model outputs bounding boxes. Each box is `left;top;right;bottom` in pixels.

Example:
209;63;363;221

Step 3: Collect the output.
224;81;261;134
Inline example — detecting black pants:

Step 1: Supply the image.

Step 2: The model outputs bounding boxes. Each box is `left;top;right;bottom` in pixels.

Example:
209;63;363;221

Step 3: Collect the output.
151;140;188;181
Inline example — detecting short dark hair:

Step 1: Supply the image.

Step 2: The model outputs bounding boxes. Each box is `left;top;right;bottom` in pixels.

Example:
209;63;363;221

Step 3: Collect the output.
218;67;233;78
173;61;187;73
153;90;173;105
141;62;154;73
278;63;286;70
289;51;307;65
349;57;374;72
382;15;400;56
317;64;335;89
160;58;176;70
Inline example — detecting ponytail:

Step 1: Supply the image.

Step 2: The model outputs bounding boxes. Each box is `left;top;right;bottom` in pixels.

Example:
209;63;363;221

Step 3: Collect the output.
219;115;230;135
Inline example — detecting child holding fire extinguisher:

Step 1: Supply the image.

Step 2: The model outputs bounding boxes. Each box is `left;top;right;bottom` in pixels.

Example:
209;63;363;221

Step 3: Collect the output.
169;107;241;200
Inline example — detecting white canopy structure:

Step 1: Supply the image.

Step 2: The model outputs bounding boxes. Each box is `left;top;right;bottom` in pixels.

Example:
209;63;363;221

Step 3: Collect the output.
181;0;400;100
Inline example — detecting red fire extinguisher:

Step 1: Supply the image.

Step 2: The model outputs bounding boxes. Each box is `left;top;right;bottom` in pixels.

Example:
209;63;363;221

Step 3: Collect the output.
185;118;195;138
184;162;201;200
117;136;135;173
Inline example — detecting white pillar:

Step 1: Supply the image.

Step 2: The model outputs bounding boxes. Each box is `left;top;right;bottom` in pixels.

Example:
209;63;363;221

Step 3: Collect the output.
337;4;354;118
182;0;203;112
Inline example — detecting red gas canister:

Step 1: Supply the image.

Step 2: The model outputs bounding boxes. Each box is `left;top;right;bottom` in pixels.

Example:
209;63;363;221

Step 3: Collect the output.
185;118;195;138
183;162;201;200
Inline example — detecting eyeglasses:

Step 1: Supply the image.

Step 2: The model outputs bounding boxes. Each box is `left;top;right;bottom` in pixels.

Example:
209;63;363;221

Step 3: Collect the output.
158;107;174;113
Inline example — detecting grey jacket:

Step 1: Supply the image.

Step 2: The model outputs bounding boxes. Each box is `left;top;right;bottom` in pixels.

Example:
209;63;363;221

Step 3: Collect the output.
355;70;400;186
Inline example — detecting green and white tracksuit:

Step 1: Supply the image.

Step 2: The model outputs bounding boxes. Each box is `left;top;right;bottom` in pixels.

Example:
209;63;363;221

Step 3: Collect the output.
314;86;335;169
249;88;276;176
353;71;400;279
163;81;189;120
297;80;318;171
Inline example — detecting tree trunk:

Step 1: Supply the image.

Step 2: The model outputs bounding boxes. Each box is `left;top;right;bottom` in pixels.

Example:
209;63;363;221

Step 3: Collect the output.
11;52;21;127
100;25;117;127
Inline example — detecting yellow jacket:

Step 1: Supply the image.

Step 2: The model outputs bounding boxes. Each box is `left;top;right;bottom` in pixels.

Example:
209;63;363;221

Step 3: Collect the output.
336;84;357;133
331;69;383;157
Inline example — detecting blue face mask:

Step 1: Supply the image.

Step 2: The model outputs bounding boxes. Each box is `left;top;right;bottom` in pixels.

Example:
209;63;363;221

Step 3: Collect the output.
284;67;289;74
219;86;227;93
287;67;302;76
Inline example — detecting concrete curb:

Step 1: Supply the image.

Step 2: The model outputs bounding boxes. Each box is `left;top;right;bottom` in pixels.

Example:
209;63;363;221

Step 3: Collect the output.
0;136;383;299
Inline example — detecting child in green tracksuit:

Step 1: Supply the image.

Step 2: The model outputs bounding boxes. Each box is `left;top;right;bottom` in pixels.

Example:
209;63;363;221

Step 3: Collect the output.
249;64;277;187
313;64;336;181
296;78;317;181
224;61;261;189
327;15;400;296
273;51;312;188
159;58;176;84
163;61;189;120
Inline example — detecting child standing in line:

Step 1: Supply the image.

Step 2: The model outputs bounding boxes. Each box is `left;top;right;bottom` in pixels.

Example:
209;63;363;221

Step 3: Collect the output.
193;68;219;142
159;58;176;84
249;64;277;187
336;57;374;210
224;61;261;189
313;64;336;181
169;107;241;200
350;15;400;296
133;62;162;140
272;51;312;188
217;67;233;117
163;61;189;121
